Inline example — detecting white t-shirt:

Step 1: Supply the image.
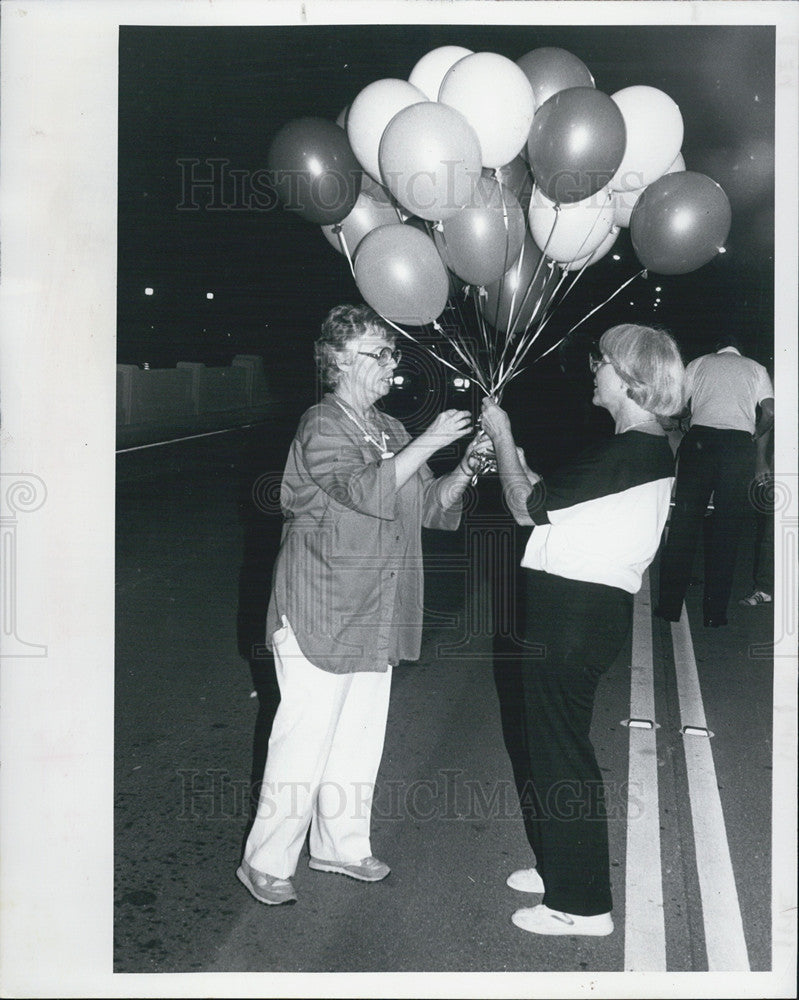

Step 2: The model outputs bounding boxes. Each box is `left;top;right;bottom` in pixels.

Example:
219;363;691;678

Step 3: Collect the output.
522;431;675;594
685;347;774;434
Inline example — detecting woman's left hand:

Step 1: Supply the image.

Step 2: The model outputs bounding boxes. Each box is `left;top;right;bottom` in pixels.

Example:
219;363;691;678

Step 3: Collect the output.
461;430;497;476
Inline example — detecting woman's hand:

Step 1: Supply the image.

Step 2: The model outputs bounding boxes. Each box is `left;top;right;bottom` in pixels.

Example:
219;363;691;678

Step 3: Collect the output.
461;430;497;477
480;397;512;443
422;409;473;451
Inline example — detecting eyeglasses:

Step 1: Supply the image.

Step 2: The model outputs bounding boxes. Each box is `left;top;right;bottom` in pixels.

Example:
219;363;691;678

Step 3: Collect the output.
589;352;610;374
357;347;402;366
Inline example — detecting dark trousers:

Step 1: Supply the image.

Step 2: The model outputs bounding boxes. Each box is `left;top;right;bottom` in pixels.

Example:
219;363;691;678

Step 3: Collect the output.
517;570;632;916
750;478;775;594
658;426;755;620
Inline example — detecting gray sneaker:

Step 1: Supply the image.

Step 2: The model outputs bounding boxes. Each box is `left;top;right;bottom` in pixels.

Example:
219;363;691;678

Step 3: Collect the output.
237;859;297;905
308;855;390;882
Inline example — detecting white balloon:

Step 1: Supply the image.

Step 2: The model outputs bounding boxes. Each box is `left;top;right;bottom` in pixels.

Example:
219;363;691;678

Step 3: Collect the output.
409;45;473;100
320;188;402;255
561;225;621;271
612;151;686;227
528;186;615;263
439;52;536;169
610;86;684;192
347;78;427;181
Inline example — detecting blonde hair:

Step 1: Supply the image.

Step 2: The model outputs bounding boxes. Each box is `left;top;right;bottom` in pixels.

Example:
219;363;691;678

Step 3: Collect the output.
600;323;685;417
314;304;395;389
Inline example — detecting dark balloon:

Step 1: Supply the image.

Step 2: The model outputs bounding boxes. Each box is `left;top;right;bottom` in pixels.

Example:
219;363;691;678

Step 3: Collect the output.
434;175;525;286
486;156;533;213
267;117;362;225
630;171;732;275
516;47;595;108
480;234;557;334
527;87;626;204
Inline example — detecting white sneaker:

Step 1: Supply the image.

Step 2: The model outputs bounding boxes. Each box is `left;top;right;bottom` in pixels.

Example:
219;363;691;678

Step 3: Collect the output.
512;903;613;936
506;867;545;893
738;589;772;607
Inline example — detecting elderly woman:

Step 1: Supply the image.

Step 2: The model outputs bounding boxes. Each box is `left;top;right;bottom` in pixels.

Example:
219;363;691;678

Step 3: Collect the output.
481;323;684;937
238;303;488;906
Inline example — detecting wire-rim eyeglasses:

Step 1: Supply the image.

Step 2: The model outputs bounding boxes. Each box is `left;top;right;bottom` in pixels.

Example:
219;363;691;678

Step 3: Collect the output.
358;347;402;366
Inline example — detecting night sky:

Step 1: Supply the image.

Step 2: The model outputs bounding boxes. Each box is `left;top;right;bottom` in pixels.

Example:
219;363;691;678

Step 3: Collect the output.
117;22;775;401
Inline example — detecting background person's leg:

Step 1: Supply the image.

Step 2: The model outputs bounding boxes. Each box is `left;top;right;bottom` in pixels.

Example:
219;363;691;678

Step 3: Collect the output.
657;429;716;620
704;433;755;620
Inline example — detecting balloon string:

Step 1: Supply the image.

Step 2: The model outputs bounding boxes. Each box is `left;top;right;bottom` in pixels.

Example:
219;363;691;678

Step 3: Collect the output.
491;269;563;397
492;188;615;392
432;222;466;330
506;194;555;341
435;223;494;389
549;252;595;314
370;308;489;396
444;316;491;391
431;225;489;366
502;182;557;343
471;284;493;379
338;228;356;279
563;267;646;338
493;174;516;376
493;201;556;389
504;236;525;350
492;260;572;397
431;320;490;394
567;188;614;263
497;267;647;395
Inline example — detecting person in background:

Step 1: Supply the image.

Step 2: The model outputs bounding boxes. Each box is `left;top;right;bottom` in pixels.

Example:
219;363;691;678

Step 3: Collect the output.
739;419;775;608
480;323;684;937
237;303;490;906
656;335;774;627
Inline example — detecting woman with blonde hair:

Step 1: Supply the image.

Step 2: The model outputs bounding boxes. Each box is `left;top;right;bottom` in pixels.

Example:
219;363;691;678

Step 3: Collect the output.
481;322;685;937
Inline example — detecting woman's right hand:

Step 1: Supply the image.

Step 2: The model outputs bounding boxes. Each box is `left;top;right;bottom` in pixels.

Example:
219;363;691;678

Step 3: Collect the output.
480;397;512;442
422;409;473;451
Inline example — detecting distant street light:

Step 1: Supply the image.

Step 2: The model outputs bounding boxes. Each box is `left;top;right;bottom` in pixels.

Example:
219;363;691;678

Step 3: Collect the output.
144;287;154;296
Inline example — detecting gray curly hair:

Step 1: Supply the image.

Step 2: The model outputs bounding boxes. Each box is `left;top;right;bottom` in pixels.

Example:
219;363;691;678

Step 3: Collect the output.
314;304;395;389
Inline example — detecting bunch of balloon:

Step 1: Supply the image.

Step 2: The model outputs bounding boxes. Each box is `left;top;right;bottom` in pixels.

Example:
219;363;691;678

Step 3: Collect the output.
336;49;542;388
266;45;733;398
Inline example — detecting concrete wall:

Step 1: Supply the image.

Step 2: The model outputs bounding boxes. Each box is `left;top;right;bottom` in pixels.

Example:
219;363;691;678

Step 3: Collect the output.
117;355;271;448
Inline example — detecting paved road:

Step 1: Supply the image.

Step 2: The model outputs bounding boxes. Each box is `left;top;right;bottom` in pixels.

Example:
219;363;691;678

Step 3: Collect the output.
114;419;776;980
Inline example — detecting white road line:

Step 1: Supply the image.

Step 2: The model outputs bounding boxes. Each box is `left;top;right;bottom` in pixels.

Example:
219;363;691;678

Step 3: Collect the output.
116;423;257;453
671;607;751;971
624;568;667;971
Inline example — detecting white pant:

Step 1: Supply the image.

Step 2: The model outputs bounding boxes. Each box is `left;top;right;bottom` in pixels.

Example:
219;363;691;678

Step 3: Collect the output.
244;617;393;879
